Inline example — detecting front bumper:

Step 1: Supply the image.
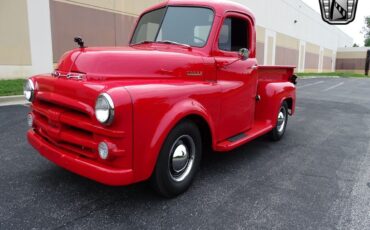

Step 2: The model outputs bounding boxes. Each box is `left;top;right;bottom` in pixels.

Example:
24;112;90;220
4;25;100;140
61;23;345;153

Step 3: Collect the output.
28;130;133;186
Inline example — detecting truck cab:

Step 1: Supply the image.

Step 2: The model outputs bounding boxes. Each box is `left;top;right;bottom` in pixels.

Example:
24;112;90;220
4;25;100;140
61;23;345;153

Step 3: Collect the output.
25;0;296;197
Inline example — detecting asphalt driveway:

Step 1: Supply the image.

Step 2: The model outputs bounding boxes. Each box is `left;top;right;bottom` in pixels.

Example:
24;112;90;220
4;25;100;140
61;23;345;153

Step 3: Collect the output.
1;77;370;229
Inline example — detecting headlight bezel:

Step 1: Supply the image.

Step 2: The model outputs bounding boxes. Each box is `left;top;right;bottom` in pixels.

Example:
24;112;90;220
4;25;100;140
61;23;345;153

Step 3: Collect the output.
95;93;115;126
23;79;35;102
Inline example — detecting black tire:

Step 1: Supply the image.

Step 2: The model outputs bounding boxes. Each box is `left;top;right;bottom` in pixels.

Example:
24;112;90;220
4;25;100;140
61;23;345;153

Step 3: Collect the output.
150;121;202;198
270;101;289;141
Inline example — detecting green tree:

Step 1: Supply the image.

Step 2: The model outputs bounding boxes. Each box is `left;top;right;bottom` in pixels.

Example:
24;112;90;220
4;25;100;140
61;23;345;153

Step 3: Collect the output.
363;16;370;47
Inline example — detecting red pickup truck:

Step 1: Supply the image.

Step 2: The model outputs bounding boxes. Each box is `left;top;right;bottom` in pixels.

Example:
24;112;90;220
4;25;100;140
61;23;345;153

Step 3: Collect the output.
25;0;296;197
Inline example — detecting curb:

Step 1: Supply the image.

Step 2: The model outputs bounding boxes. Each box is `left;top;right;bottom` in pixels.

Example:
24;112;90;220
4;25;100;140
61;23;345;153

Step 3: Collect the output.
298;76;341;79
0;95;27;106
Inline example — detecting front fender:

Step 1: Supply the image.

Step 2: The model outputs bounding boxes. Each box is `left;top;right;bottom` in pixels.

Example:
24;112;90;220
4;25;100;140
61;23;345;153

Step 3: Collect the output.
134;99;215;181
127;84;219;181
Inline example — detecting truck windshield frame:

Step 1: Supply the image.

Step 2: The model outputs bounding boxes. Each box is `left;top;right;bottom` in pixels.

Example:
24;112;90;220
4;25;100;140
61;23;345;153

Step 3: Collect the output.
130;6;215;48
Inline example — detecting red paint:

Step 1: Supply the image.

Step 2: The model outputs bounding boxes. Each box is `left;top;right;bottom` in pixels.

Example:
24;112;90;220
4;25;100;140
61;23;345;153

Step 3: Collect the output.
27;0;296;186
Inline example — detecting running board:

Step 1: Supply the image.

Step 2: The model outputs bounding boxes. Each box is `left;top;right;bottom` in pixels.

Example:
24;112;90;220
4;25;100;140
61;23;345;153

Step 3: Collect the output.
215;121;274;152
228;133;247;142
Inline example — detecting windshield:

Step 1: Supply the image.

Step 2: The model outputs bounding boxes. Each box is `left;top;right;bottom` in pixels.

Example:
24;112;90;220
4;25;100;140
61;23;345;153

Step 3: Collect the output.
131;6;214;47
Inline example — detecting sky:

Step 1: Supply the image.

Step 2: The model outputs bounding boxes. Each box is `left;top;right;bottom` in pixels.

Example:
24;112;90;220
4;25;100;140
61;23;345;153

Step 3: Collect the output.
301;0;369;46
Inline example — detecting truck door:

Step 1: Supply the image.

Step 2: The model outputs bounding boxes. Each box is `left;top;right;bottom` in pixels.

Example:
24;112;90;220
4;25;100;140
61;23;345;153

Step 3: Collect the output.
214;13;258;141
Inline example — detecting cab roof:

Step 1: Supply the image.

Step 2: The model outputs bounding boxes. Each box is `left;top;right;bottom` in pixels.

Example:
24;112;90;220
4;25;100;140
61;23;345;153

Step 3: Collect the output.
142;0;255;23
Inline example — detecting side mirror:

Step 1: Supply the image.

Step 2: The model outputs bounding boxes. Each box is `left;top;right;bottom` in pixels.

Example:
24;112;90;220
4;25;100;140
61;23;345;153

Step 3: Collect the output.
238;48;250;61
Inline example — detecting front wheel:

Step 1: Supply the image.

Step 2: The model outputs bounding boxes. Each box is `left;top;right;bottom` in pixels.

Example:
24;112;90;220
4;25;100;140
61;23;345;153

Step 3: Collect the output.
150;121;202;198
270;101;289;141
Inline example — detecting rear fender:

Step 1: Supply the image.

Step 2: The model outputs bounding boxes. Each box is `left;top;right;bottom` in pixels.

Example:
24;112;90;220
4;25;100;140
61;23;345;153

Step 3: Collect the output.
256;82;296;125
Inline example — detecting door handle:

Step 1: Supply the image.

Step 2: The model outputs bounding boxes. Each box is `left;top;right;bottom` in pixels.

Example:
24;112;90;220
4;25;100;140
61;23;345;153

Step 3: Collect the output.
250;65;258;70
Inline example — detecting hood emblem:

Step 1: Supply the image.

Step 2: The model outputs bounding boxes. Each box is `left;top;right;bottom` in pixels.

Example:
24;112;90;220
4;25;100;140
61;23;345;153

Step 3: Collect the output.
52;71;85;80
66;73;83;80
186;71;203;77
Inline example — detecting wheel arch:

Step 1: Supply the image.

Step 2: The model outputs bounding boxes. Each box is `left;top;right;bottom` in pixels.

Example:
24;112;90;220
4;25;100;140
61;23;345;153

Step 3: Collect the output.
283;97;294;115
135;99;217;182
178;114;213;154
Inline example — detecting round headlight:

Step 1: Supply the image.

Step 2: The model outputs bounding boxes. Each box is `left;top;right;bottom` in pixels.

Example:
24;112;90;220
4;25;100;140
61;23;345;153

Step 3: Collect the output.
23;79;35;102
95;93;114;125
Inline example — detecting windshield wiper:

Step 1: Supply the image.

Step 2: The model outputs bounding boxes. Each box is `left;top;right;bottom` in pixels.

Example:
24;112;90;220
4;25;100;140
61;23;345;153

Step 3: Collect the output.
130;40;155;46
157;40;192;49
130;40;192;50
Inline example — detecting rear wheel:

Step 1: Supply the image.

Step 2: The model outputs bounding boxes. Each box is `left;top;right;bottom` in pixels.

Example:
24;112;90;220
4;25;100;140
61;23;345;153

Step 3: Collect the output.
150;121;202;198
270;101;288;141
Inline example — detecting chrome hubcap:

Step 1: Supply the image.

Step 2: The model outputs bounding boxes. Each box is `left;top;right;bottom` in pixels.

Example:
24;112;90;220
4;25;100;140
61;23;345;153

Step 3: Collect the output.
169;135;195;182
277;108;286;133
172;144;189;173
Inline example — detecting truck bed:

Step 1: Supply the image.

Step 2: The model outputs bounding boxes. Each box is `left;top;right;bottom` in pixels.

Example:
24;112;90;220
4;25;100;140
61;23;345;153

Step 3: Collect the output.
257;65;296;83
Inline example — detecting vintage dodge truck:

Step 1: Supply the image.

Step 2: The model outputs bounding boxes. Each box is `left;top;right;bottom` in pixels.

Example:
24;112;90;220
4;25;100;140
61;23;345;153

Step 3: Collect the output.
25;0;296;197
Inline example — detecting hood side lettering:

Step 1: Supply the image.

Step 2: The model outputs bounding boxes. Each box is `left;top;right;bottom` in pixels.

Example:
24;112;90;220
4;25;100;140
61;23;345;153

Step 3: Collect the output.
186;71;203;77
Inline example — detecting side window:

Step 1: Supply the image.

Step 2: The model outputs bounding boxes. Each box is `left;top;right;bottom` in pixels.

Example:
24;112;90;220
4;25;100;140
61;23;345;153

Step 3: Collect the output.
218;17;249;52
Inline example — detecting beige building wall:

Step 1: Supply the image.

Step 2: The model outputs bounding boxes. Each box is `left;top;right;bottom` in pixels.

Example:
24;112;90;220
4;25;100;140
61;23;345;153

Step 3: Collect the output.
275;33;299;67
57;0;162;16
255;26;265;64
0;0;31;66
323;48;334;72
50;0;162;62
304;42;320;72
336;47;369;74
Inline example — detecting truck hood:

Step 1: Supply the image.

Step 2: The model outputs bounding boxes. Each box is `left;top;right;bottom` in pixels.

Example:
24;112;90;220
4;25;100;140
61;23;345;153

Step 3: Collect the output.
56;46;205;80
